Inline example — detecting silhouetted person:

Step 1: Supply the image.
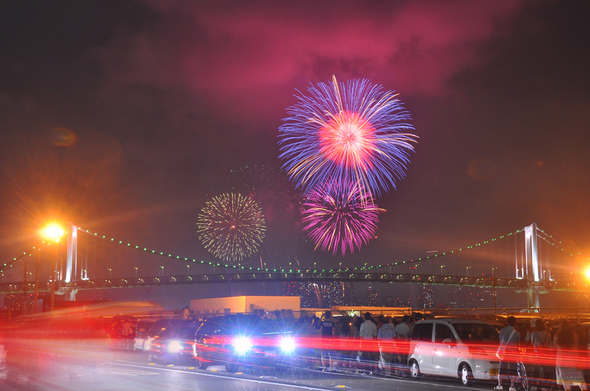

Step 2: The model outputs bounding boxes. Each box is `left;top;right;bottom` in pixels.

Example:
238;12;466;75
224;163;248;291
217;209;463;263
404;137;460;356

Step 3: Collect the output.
495;316;520;391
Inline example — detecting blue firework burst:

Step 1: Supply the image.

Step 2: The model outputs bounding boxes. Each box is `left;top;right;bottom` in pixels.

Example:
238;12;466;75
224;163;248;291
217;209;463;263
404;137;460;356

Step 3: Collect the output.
278;76;418;197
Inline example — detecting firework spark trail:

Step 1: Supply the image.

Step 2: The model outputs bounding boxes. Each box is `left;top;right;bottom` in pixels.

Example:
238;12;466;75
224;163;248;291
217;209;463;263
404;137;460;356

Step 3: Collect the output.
197;193;266;262
279;76;418;198
301;181;379;256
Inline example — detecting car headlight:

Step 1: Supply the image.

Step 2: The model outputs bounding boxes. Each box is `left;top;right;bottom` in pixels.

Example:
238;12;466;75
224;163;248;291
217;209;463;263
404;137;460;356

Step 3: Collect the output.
279;337;296;354
168;340;184;353
233;337;252;355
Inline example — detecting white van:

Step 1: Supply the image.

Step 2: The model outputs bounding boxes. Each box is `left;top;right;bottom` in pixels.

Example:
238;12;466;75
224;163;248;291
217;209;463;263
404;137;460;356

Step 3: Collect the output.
408;318;500;386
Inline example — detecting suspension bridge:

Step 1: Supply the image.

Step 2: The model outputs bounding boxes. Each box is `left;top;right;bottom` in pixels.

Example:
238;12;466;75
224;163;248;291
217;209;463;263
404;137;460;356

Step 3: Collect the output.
0;223;588;311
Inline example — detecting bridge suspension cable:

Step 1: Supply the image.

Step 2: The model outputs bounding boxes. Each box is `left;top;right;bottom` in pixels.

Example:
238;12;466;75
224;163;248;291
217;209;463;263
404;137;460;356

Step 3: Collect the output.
73;225;537;274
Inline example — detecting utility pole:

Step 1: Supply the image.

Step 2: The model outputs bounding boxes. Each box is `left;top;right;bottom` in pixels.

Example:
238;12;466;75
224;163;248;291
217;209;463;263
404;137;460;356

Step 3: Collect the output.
23;259;27;314
33;249;39;313
492;278;497;315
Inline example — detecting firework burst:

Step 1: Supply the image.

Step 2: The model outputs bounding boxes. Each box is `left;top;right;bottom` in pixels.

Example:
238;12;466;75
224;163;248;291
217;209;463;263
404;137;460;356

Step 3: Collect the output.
278;76;418;198
197;193;266;262
301;181;379;256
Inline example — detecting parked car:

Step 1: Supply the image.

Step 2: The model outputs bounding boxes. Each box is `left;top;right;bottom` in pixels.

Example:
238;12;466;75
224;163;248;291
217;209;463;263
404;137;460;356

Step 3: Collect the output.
193;315;296;372
133;320;155;351
147;326;198;364
408;318;500;386
144;319;192;352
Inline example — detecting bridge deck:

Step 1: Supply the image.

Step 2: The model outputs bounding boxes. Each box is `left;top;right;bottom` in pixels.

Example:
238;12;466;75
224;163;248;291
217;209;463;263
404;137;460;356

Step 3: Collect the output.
1;272;587;294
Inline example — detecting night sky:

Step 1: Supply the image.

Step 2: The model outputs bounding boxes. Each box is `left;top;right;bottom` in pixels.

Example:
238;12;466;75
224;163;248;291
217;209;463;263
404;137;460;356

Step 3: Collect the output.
1;1;589;308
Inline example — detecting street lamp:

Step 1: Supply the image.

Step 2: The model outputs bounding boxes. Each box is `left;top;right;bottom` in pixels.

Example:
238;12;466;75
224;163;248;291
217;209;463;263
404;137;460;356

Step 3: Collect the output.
134;267;138;277
40;223;64;312
160;266;164;276
186;265;190;275
440;265;446;275
466;266;472;276
40;224;64;242
107;268;112;279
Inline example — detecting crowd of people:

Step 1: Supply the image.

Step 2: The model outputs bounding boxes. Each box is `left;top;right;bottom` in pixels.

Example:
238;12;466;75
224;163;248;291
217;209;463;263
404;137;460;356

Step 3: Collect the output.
496;316;590;391
296;311;590;390
294;311;419;376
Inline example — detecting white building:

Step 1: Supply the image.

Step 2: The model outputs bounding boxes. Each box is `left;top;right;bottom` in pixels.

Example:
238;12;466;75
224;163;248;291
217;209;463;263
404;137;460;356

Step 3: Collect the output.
190;295;300;318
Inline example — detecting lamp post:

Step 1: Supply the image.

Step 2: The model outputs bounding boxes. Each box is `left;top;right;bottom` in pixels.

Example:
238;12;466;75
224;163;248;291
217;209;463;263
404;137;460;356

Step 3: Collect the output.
134;267;138;277
41;223;64;312
440;265;446;275
50;241;63;312
466;266;471;276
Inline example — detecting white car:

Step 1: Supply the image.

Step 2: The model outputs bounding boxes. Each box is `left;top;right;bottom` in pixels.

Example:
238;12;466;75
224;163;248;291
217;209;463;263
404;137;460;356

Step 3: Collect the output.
408;318;500;386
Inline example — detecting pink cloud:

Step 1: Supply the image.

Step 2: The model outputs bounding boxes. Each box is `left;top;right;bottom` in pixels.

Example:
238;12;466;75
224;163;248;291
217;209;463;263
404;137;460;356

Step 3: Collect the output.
99;0;526;124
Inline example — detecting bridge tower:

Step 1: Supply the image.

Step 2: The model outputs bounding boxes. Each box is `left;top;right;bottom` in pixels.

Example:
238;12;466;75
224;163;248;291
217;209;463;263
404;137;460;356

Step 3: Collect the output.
516;223;542;309
61;222;78;301
65;222;77;284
